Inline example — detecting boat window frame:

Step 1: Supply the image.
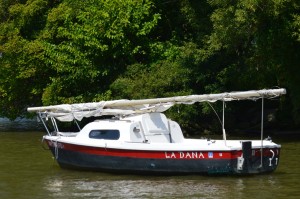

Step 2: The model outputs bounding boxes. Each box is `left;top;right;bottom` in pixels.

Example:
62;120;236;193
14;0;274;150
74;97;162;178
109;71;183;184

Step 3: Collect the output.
89;129;120;140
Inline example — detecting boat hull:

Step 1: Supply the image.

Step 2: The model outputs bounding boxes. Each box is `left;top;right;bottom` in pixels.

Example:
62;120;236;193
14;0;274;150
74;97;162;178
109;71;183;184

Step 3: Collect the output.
45;139;280;175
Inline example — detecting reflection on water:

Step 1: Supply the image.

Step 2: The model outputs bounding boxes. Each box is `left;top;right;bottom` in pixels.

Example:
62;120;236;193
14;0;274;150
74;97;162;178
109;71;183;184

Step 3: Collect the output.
41;173;289;199
0;129;300;198
44;176;226;198
0;117;42;131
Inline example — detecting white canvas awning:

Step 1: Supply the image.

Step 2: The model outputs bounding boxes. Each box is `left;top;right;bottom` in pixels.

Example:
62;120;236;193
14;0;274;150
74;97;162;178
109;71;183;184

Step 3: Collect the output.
27;88;286;121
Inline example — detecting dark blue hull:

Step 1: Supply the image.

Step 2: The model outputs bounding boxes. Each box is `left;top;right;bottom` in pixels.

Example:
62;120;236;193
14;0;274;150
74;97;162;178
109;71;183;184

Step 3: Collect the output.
48;146;280;175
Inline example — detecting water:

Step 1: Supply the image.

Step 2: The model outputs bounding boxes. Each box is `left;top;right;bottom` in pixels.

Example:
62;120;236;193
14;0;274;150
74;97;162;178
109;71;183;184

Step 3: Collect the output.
0;119;300;198
0;117;43;132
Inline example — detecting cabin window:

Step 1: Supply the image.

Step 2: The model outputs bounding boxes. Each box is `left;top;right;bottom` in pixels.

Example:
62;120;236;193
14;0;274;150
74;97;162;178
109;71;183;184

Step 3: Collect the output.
89;130;120;140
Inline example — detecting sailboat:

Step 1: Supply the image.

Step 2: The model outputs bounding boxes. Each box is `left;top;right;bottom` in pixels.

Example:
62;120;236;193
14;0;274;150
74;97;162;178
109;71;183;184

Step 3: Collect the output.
28;88;286;174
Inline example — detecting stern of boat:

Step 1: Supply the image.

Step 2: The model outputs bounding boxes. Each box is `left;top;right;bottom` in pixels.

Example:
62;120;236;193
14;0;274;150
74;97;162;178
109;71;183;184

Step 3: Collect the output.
233;141;281;174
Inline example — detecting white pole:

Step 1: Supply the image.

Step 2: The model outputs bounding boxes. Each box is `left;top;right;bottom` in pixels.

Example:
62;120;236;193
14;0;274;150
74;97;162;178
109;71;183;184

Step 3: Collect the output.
260;97;264;167
222;100;227;145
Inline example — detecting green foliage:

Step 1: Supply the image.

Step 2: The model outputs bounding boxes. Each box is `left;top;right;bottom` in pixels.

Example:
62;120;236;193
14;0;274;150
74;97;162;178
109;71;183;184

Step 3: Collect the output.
110;42;206;132
1;0;161;117
40;0;160;105
0;0;49;118
1;0;300;133
203;0;300;126
293;14;300;41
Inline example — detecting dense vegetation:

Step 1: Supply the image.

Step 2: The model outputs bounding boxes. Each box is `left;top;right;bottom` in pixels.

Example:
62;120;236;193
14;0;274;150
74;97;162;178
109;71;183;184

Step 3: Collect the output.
1;0;300;134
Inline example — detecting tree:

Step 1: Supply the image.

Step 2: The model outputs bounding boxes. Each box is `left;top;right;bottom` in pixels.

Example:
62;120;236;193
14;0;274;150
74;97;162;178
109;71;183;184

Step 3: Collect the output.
0;0;50;118
0;0;298;133
0;0;160;118
40;0;161;105
200;0;300;127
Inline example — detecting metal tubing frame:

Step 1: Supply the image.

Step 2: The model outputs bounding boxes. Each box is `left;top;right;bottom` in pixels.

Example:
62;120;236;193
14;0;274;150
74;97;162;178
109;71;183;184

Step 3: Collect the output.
260;97;264;167
51;117;59;133
222;101;227;145
74;119;81;131
38;112;51;136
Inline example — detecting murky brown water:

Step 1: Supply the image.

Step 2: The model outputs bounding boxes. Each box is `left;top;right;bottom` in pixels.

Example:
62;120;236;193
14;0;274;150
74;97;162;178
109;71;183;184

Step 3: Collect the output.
0;119;299;198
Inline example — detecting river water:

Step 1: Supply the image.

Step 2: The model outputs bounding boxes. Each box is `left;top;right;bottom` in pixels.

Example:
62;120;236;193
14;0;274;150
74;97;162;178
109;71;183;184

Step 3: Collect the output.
0;118;299;199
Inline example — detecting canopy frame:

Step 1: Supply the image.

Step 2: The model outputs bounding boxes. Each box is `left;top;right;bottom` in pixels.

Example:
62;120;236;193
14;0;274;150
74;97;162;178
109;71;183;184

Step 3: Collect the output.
28;88;286;122
30;88;286;140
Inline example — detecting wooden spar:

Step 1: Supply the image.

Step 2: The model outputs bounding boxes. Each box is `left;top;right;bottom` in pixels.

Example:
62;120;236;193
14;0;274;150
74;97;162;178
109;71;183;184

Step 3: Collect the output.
27;88;286;113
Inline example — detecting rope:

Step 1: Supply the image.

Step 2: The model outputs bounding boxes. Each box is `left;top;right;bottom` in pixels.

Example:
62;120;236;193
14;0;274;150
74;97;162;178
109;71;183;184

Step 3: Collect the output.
207;102;222;127
54;137;61;160
207;101;226;145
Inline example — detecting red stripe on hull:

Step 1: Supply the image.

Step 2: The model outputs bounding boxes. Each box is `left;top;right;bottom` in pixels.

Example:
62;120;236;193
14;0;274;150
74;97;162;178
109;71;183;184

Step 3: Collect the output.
45;139;279;160
45;139;239;159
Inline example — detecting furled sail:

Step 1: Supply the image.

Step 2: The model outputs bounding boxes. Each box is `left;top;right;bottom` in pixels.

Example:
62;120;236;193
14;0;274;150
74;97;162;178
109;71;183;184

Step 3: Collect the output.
27;88;286;121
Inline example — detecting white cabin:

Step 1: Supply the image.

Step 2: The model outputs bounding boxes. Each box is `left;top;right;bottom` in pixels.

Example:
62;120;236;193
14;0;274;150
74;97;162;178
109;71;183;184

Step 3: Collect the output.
75;113;184;144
